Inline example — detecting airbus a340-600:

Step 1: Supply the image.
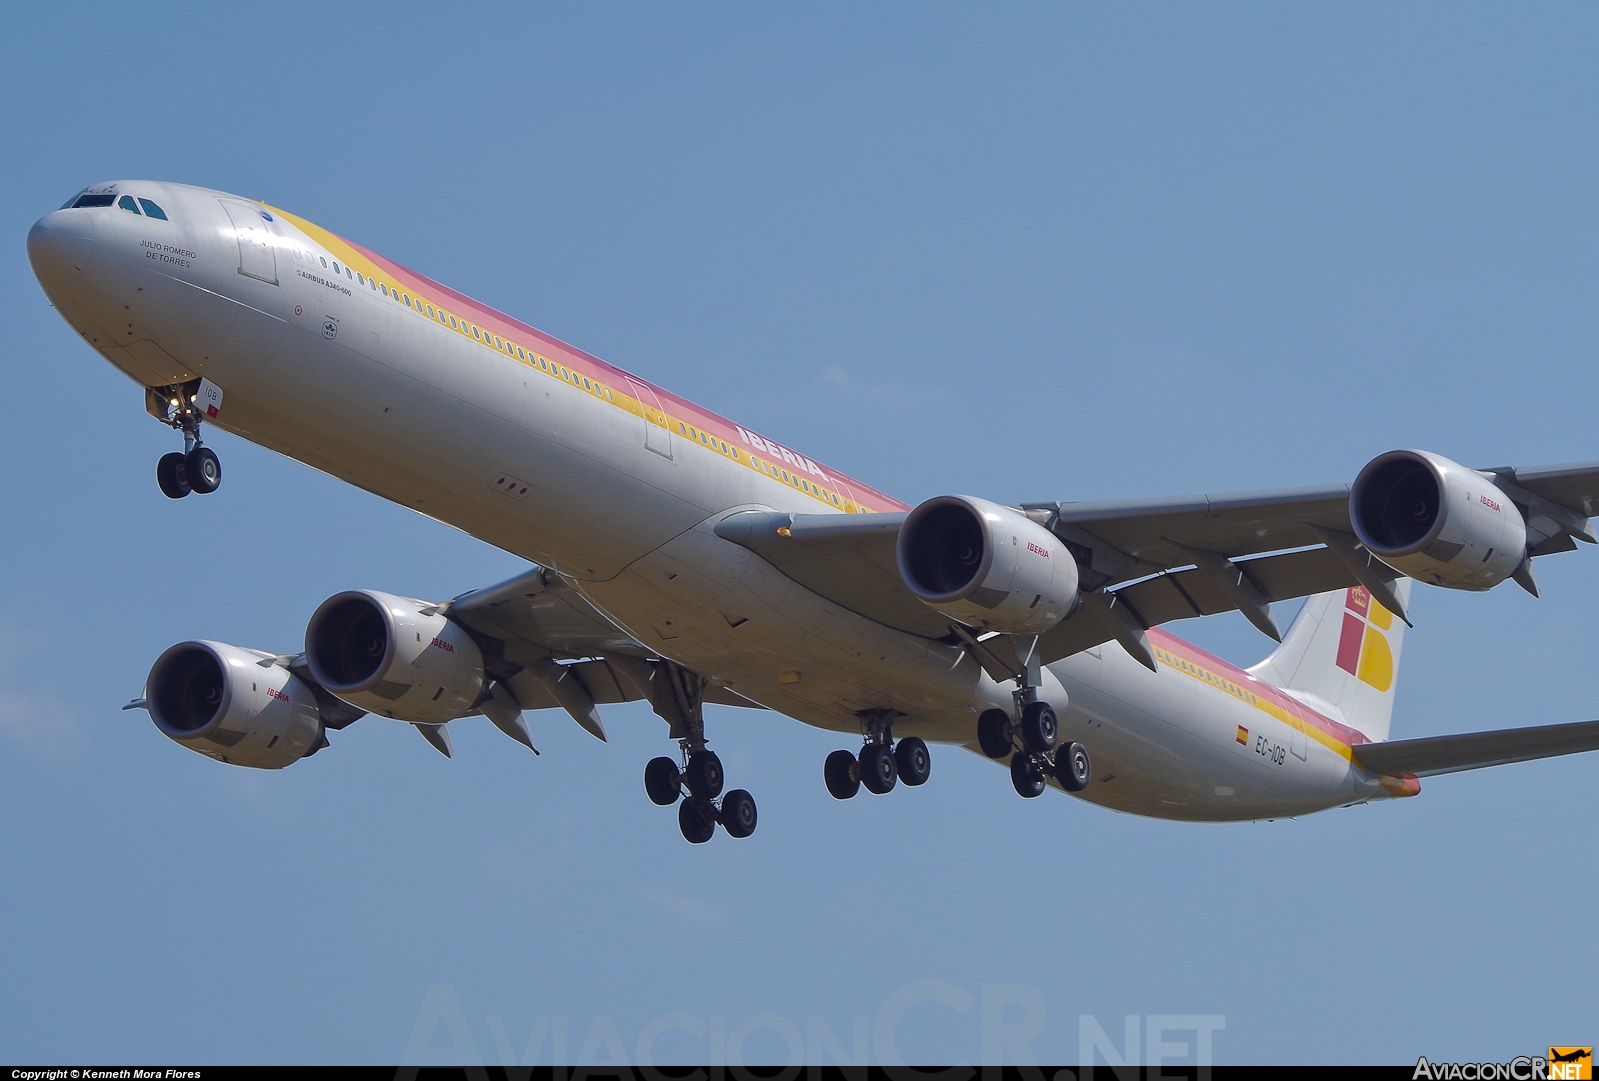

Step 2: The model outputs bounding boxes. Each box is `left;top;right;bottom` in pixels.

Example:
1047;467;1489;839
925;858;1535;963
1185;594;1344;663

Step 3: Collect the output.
28;180;1599;842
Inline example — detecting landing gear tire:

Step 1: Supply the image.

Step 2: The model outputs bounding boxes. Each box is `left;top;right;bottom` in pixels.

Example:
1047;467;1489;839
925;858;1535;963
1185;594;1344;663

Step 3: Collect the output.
977;708;1012;759
1020;702;1059;753
1010;751;1047;798
895;736;931;787
684;750;724;799
644;756;682;806
824;749;861;800
678;798;716;844
720;789;758;838
859;743;898;794
1056;741;1092;791
185;446;221;494
156;452;190;499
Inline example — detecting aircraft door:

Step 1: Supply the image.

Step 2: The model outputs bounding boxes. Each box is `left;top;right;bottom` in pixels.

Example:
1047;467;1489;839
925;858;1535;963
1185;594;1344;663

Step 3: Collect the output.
1288;706;1309;761
220;201;278;285
625;376;673;459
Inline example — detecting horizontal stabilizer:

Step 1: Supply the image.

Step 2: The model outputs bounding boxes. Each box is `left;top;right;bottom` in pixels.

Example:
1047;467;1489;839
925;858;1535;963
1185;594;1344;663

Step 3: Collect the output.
1353;719;1599;778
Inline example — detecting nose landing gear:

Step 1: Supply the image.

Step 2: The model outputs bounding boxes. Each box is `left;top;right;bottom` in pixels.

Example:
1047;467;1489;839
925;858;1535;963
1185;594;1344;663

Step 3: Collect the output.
148;380;223;499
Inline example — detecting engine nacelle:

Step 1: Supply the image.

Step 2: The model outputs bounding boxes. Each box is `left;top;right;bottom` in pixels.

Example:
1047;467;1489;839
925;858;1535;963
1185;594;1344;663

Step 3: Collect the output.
304;590;485;723
146;641;325;769
1351;449;1527;591
897;495;1079;634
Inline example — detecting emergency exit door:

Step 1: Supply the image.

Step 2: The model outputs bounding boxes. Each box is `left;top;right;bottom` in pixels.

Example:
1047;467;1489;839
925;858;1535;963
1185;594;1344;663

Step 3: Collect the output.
220;201;278;285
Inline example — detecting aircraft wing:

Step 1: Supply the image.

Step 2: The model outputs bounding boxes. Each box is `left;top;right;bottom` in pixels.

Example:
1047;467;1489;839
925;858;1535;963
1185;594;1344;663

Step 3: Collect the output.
716;459;1599;667
446;564;654;661
445;564;765;714
1352;719;1599;777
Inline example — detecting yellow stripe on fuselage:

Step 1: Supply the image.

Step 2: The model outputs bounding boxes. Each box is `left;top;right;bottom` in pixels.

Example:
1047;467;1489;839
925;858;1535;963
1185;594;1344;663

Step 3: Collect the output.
269;206;870;515
1149;644;1356;761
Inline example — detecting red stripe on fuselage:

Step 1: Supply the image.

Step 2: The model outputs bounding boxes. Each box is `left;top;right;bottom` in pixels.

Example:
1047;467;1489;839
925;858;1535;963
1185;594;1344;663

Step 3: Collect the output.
342;238;908;513
1147;627;1369;750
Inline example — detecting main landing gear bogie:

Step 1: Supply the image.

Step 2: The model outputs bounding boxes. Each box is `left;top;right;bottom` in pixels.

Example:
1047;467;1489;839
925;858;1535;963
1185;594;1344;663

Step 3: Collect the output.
980;704;1093;799
824;711;930;801
641;664;755;844
643;748;757;844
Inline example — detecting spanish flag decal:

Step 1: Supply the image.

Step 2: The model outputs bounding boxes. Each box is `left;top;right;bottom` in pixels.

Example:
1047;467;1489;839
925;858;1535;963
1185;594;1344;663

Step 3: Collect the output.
1334;587;1395;691
1236;725;1249;745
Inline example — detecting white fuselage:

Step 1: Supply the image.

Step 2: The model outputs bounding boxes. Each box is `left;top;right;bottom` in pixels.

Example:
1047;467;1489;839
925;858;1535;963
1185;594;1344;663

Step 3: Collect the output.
29;181;1408;821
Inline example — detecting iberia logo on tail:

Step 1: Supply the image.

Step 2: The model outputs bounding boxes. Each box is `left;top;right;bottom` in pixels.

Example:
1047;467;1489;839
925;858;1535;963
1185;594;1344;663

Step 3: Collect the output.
1335;586;1394;691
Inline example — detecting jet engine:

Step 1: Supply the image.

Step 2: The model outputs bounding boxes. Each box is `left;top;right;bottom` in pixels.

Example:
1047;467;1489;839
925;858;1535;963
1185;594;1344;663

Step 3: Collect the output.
1350;449;1527;591
304;590;485;723
146;641;325;769
897;495;1079;634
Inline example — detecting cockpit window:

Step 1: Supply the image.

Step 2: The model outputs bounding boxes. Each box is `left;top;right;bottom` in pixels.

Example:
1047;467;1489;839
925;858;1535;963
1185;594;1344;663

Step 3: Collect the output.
138;199;168;220
118;195;142;215
71;192;116;209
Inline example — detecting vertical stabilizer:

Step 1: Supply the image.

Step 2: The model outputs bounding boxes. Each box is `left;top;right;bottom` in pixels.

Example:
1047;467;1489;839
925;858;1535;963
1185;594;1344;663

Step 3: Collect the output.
1246;581;1411;742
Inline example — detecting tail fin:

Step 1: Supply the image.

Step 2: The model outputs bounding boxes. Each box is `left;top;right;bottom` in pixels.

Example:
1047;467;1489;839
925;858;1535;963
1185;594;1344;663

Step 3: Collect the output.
1246;581;1411;742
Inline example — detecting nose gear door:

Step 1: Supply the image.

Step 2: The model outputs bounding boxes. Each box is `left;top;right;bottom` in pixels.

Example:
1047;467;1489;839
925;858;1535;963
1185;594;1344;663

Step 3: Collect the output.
220;201;278;285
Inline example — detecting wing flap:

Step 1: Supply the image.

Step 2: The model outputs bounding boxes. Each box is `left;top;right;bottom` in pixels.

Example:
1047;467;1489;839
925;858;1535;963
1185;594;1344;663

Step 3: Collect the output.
1036;547;1361;666
449;565;652;658
1490;461;1599;516
1352;719;1599;777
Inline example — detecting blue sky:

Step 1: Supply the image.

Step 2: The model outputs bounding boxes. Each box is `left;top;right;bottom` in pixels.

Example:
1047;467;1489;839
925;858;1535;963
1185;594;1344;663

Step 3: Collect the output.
3;2;1596;1066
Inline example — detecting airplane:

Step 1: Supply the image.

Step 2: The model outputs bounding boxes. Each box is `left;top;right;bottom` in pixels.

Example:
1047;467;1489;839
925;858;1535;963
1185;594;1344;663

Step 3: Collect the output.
26;179;1599;844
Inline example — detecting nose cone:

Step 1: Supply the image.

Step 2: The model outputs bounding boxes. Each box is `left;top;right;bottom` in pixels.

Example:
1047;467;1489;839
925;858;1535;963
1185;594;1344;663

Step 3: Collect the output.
28;208;96;289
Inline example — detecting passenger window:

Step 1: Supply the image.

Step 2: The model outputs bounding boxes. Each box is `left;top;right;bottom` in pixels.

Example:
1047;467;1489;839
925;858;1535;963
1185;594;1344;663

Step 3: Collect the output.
332;261;341;275
381;284;388;296
403;294;411;305
118;195;142;214
428;305;435;317
582;377;592;390
346;267;353;279
320;257;328;268
356;272;364;284
138;199;168;220
71;192;116;208
450;316;459;329
473;327;481;339
494;336;503;349
516;346;525;359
